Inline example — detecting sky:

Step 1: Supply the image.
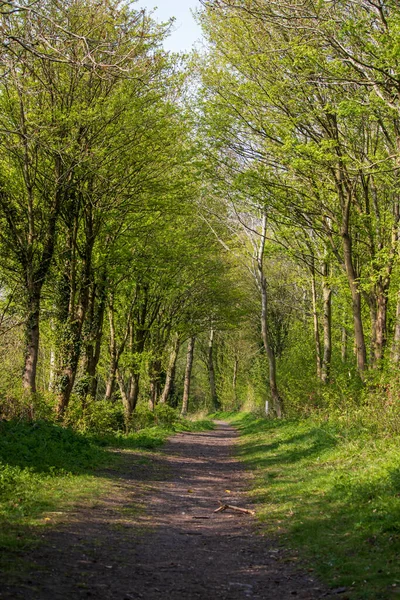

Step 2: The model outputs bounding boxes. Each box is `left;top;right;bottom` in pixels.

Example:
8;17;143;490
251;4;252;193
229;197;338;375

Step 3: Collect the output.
137;0;203;53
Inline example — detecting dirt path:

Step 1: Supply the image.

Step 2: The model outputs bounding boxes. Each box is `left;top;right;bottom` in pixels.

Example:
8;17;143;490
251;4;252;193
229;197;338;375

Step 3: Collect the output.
1;422;332;599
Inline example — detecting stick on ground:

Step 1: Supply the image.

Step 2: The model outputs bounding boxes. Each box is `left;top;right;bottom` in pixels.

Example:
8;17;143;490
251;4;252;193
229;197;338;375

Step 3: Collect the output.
214;502;255;516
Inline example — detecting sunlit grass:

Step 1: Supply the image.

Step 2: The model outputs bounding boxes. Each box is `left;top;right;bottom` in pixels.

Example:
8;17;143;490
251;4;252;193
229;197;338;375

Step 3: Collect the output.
0;415;214;571
228;412;400;600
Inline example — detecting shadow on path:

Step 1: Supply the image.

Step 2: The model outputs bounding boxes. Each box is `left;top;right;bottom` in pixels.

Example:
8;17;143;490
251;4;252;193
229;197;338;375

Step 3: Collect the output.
0;423;330;600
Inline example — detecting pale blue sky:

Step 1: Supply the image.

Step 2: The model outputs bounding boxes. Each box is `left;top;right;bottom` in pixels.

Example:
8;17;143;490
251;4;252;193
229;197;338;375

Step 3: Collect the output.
137;0;203;53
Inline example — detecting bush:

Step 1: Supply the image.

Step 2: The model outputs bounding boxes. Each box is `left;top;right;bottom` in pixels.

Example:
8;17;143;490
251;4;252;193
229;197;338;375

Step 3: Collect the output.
129;405;156;431
0;419;105;474
154;404;178;427
0;391;56;422
64;396;125;435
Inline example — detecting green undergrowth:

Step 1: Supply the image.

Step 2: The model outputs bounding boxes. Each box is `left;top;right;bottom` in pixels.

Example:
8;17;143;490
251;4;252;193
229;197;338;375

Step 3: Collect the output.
226;412;400;600
0;414;213;570
89;418;214;448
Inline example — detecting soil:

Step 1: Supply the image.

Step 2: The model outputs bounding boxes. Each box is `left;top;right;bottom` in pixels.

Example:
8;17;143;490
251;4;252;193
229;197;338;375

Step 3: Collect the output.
0;422;339;600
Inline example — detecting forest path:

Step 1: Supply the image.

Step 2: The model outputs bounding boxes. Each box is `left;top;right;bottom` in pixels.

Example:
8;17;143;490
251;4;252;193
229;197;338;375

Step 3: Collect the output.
1;422;331;600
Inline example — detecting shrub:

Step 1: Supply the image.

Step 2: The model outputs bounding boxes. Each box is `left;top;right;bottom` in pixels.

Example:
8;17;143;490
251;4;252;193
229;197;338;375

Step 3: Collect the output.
129;405;156;431
64;396;125;435
154;404;178;427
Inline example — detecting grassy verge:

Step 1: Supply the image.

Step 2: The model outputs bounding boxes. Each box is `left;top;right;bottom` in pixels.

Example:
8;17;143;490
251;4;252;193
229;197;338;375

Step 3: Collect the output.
226;412;400;600
0;416;214;571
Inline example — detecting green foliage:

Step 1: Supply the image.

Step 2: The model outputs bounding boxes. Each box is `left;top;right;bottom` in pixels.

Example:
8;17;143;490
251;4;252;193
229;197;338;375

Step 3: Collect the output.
129;405;156;431
229;412;400;599
0;418;110;561
0;391;57;421
0;419;106;475
64;397;125;435
154;404;179;427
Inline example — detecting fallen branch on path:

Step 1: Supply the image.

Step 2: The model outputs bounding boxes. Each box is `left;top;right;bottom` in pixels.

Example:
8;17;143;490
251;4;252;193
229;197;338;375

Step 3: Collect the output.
214;502;255;516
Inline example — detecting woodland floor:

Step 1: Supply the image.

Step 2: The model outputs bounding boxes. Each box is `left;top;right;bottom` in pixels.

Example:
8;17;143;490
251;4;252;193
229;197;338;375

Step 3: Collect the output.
0;422;342;600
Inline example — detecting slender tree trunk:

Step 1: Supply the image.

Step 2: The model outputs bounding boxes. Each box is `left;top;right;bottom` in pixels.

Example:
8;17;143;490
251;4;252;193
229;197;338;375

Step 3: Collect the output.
341;325;348;363
311;261;322;379
22;289;41;394
118;370;141;426
159;335;180;405
208;327;220;412
181;336;195;416
49;347;56;392
369;297;377;367
374;284;388;366
105;361;117;401
56;209;94;416
260;272;283;417
122;326;146;421
128;373;140;413
148;359;161;411
82;276;107;399
342;231;367;373
105;298;118;401
257;212;283;417
391;290;400;363
232;353;239;404
321;263;332;384
116;368;132;428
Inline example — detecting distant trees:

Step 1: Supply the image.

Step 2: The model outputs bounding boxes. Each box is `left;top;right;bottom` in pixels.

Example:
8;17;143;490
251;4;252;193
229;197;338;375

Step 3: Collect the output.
0;0;244;421
3;0;400;423
190;0;400;413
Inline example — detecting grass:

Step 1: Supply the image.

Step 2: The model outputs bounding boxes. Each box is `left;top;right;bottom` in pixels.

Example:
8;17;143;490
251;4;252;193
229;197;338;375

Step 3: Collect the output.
224;412;400;600
0;415;214;572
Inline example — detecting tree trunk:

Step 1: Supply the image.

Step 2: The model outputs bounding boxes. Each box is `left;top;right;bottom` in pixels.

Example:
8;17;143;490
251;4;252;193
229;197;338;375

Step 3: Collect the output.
105;358;117;401
82;276;107;399
260;271;283;417
257;212;283;417
391;290;400;363
128;373;140;413
159;335;180;405
321;263;332;384
341;325;348;363
56;217;94;416
148;359;161;411
342;231;367;373
22;290;41;394
208;327;220;412
105;295;118;401
311;261;322;379
369;297;377;367
374;284;387;366
48;346;56;392
232;353;239;404
181;336;195;417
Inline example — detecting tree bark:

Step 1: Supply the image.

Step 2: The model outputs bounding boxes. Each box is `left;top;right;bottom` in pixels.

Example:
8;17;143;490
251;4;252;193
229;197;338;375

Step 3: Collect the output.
148;359;161;411
257;212;284;417
342;231;367;373
341;325;348;363
181;336;195;417
321;262;332;384
56;207;94;416
105;296;118;401
159;335;180;405
374;284;388;366
392;289;400;363
311;260;322;380
232;353;239;404
208;327;220;412
22;290;40;394
81;275;107;399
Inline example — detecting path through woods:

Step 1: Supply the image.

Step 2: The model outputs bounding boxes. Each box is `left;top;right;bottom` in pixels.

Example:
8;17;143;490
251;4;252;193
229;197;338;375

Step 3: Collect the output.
1;423;336;599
